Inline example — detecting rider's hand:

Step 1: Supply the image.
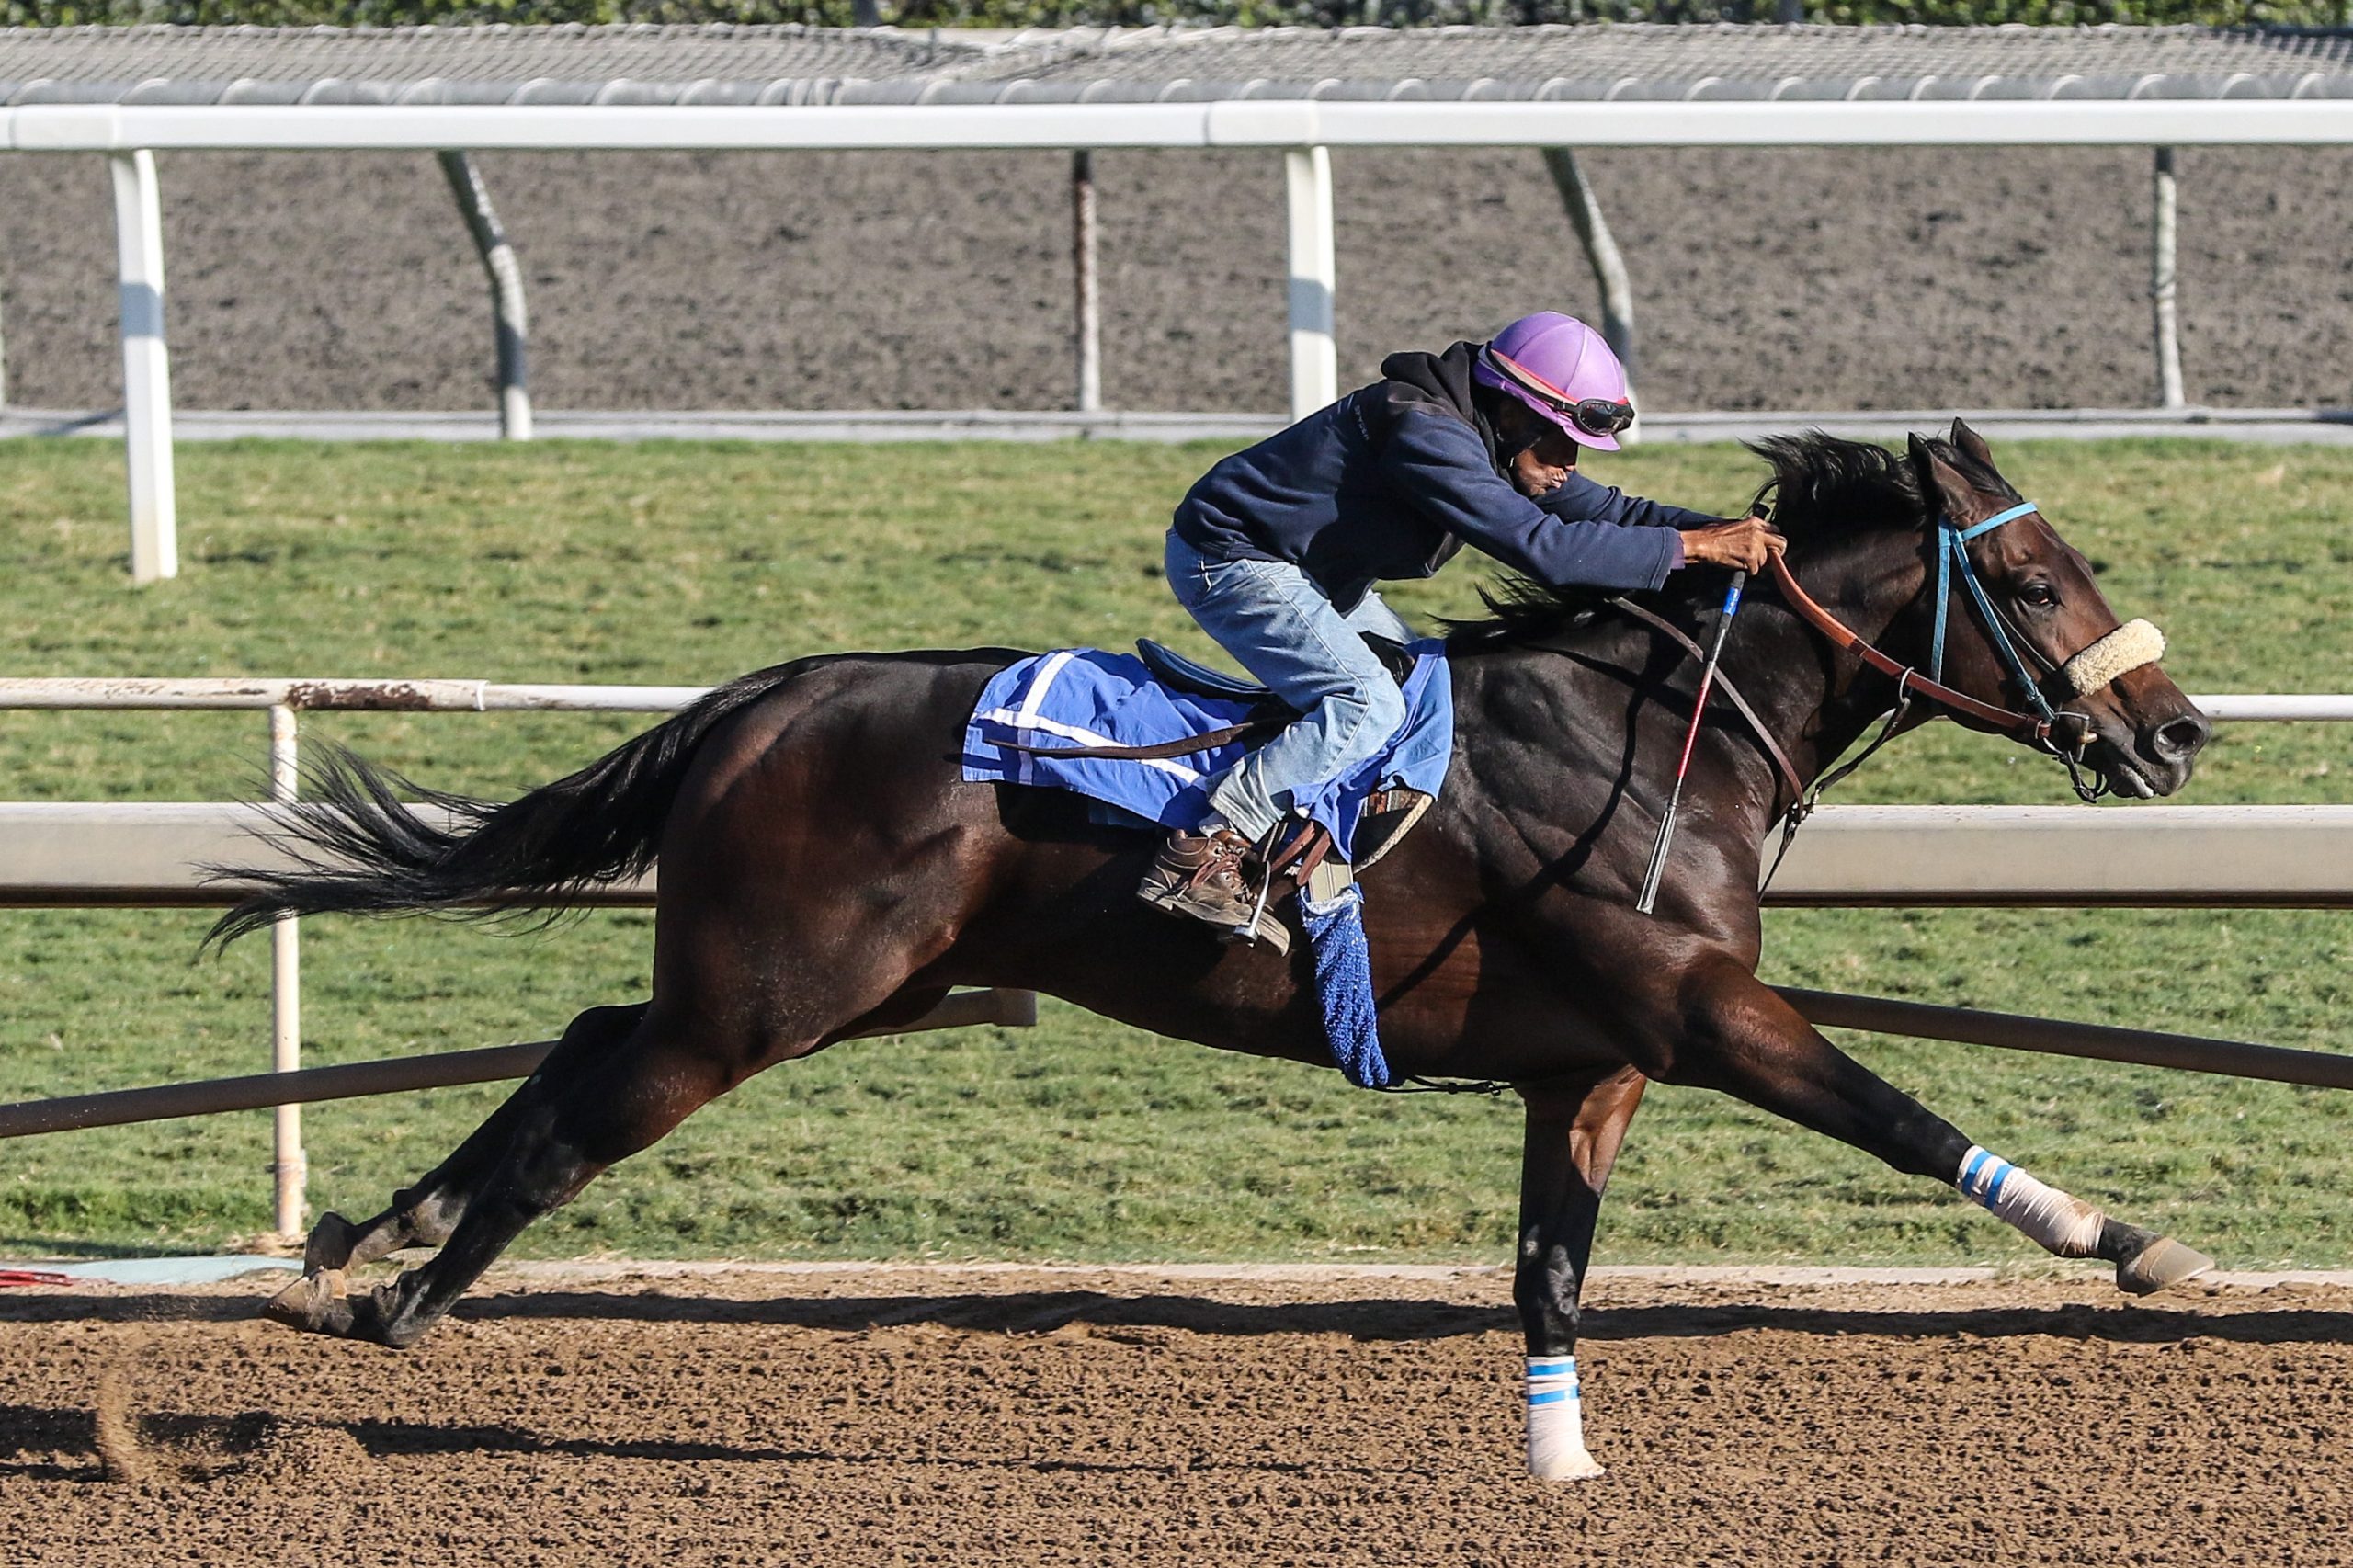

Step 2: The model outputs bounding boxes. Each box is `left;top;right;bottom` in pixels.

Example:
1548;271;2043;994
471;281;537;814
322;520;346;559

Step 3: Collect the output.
1678;516;1788;573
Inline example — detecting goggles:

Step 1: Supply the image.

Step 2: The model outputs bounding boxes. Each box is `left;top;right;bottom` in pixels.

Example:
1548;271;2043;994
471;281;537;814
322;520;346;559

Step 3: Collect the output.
1479;346;1635;440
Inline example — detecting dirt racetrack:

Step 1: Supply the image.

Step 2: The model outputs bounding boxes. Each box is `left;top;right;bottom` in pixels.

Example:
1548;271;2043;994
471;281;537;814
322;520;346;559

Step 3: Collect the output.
5;144;2352;415
2;1264;2348;1565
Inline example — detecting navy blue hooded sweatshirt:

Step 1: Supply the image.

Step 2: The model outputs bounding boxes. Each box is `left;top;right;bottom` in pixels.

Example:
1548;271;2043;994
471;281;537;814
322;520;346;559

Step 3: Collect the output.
1172;340;1712;609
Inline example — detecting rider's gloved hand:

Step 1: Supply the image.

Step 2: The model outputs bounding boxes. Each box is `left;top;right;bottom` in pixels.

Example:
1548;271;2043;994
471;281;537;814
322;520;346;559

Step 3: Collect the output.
1678;516;1787;573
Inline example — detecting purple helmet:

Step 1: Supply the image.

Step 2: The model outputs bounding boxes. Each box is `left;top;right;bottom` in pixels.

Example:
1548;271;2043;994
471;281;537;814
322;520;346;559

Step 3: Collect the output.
1472;312;1634;451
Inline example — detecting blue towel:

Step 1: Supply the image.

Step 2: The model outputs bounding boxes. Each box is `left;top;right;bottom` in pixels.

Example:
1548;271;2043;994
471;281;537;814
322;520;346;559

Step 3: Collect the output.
960;642;1453;860
1300;884;1394;1089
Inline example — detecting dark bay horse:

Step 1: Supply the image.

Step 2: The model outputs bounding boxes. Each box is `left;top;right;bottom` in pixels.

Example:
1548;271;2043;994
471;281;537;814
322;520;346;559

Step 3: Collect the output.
228;425;2214;1478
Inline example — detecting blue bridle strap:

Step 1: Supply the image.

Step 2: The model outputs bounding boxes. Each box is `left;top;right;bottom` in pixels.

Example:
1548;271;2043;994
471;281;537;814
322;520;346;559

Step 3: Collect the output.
1957;500;2040;541
1927;501;2056;727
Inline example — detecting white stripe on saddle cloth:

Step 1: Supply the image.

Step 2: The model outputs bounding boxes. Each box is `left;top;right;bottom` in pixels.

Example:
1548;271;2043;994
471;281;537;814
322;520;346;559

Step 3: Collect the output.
985;648;1206;785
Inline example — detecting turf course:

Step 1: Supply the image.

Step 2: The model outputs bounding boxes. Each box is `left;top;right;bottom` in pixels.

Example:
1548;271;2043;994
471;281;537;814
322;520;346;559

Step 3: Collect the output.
0;437;2347;1266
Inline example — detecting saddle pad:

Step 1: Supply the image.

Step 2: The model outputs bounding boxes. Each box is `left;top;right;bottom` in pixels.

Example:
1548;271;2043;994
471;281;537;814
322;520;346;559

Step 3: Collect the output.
961;642;1453;859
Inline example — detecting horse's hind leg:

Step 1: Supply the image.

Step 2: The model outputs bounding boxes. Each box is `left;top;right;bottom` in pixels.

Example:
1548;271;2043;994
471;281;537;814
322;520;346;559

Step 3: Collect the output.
267;1003;647;1330
1664;960;2211;1294
316;1003;646;1268
1515;1066;1647;1482
282;997;750;1347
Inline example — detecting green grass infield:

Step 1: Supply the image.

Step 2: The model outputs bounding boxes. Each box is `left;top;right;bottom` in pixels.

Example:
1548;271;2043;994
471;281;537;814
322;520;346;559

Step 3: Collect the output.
1;436;2347;1267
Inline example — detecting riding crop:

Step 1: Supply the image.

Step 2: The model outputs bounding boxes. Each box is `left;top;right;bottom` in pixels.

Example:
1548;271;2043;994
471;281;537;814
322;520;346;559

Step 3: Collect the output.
1635;569;1746;916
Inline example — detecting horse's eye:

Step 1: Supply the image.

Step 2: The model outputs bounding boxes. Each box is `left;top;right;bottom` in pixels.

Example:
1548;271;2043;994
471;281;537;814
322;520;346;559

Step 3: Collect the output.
2019;582;2058;608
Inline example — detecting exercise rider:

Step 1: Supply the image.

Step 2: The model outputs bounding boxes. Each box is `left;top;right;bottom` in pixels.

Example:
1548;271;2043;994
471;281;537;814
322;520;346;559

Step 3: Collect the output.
1140;310;1787;940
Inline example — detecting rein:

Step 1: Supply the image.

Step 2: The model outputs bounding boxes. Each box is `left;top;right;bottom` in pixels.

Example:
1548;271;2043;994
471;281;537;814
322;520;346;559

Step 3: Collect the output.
1764;498;2165;809
1604;596;1806;815
1604;500;2073;825
1622;494;2171;894
1763;520;2051;740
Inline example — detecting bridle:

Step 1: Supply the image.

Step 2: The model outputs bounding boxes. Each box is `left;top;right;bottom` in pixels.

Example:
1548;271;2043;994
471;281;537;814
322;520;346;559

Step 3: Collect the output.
1764;498;2167;806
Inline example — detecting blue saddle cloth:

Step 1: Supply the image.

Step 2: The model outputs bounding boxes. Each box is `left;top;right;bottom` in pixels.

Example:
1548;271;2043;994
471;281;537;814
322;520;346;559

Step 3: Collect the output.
960;642;1453;859
961;643;1452;1093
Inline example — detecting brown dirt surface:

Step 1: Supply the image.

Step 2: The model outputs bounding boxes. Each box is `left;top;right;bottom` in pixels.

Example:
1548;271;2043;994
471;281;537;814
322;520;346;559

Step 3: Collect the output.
1;1266;2349;1564
3;145;2349;415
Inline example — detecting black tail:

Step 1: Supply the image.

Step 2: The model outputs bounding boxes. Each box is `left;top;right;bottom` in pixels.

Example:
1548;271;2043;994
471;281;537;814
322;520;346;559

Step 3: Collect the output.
206;665;805;949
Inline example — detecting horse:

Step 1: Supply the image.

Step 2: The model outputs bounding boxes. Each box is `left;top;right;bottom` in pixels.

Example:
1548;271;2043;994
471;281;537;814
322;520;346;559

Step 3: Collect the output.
224;422;2214;1480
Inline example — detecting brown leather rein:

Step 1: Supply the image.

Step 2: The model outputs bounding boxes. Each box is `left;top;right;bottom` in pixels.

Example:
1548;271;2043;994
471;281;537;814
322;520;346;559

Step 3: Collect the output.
1601;596;1806;814
1761;551;2052;740
1603;544;2080;834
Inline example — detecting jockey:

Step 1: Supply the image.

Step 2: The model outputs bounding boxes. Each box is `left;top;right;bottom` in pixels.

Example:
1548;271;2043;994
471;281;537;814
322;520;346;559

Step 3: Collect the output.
1139;310;1786;942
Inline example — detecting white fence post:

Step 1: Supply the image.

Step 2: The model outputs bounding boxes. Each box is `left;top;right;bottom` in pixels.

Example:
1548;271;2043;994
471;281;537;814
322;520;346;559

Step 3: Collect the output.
2152;146;2187;410
1072;149;1102;415
1283;145;1337;423
108;149;177;584
267;703;305;1239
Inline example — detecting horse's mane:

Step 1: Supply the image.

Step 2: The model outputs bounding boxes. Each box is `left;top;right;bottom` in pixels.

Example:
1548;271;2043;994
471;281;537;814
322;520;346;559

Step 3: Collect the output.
1443;430;1953;652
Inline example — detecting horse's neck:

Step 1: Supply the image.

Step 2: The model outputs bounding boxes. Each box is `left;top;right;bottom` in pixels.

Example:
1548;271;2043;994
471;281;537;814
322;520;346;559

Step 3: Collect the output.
1727;541;1929;792
1453;540;1926;836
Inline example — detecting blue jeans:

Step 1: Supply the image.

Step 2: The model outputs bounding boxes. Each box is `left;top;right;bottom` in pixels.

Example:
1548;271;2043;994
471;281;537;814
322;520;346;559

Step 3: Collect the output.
1165;531;1413;843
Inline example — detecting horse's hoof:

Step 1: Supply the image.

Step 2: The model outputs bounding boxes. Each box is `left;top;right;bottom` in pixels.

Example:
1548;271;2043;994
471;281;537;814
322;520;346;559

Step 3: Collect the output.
2118;1235;2215;1297
302;1211;364;1274
263;1271;353;1335
342;1281;427;1350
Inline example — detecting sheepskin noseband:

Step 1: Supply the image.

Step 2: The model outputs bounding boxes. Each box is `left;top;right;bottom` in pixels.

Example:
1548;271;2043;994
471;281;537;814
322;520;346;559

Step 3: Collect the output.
2056;618;2165;700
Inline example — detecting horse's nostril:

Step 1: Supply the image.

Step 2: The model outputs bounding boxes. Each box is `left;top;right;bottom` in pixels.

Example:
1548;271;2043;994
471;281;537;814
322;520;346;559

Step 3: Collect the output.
2154;713;2211;762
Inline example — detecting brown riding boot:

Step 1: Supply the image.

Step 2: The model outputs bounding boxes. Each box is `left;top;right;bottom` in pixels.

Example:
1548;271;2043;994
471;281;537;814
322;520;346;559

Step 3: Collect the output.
1136;827;1291;956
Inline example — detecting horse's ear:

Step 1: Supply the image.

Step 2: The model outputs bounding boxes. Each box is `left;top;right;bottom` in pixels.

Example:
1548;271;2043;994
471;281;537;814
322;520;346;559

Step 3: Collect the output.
1909;432;1983;521
1950;418;1996;472
1905;431;1941;484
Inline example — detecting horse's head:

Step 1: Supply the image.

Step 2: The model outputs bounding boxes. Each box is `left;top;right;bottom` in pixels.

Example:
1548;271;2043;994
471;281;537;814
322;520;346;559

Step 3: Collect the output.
1898;420;2209;799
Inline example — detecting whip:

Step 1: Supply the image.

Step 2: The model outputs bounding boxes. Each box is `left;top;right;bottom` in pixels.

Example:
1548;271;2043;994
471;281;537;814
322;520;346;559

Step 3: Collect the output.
1635;567;1746;916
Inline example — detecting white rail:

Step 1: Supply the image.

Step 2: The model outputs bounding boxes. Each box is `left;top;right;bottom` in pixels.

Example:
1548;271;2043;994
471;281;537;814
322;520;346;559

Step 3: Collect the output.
13;799;2353;908
0;677;1003;1240
3;673;2347;1234
2184;694;2353;722
9;100;2353;153
9;96;2353;580
0;676;2336;722
0;676;707;711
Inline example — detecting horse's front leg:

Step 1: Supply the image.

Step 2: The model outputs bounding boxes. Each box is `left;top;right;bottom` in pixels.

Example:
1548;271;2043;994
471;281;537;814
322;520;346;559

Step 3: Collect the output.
1658;956;2212;1294
1515;1065;1648;1482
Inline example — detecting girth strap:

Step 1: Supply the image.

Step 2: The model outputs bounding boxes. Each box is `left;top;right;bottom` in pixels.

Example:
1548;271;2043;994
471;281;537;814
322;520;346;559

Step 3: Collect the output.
1605;595;1808;816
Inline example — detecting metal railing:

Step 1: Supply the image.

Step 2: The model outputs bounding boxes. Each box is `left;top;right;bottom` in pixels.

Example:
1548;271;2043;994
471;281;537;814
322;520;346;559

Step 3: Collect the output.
7;96;2352;579
0;676;1029;1238
0;674;2347;1239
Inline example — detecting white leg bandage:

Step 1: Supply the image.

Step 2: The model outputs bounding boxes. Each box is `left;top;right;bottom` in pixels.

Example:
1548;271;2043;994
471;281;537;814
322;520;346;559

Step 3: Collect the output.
1526;1356;1604;1481
1954;1145;2105;1257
